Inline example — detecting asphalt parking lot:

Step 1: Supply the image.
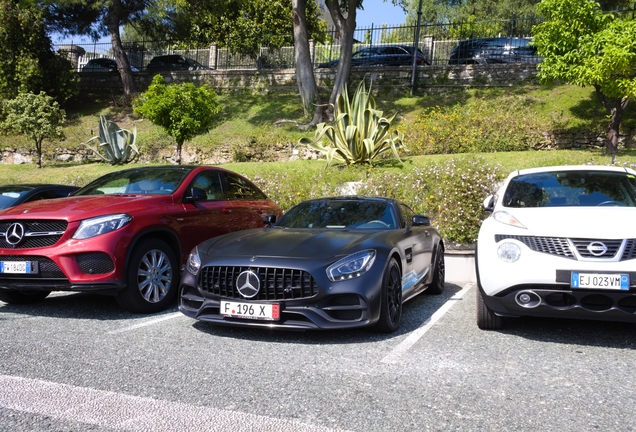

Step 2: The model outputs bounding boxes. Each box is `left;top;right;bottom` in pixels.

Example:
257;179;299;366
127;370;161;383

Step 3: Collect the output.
1;281;636;432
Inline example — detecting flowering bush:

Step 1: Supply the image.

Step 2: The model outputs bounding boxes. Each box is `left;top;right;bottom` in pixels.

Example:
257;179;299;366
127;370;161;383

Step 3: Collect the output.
245;157;502;245
423;156;503;245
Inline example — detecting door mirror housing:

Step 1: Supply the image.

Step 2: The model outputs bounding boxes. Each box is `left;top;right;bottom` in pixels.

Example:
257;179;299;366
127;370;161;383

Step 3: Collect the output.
184;187;208;204
412;215;431;227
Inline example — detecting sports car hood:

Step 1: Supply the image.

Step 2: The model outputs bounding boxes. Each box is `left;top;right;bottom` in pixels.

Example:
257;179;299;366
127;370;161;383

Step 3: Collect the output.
494;207;636;238
199;228;384;260
0;195;169;222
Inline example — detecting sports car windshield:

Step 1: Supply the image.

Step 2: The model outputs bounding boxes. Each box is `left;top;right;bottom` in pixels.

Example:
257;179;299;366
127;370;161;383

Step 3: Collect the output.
76;167;192;196
0;186;32;209
503;171;636;207
277;199;397;229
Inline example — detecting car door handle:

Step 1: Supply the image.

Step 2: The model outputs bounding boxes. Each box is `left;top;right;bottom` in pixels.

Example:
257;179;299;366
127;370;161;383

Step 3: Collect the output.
222;208;232;213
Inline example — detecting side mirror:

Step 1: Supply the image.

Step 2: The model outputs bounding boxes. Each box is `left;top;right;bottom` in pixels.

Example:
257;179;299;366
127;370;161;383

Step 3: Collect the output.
412;215;431;227
483;195;495;212
183;187;208;204
263;214;277;226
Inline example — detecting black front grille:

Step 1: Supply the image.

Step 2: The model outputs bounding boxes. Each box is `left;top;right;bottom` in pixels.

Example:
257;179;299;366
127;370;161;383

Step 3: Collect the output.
622;240;636;261
496;235;574;258
76;253;114;274
0;255;66;279
199;266;319;300
571;239;622;259
0;220;67;249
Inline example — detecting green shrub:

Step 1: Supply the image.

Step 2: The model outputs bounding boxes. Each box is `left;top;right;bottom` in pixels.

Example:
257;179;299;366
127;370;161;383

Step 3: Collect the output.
402;99;540;155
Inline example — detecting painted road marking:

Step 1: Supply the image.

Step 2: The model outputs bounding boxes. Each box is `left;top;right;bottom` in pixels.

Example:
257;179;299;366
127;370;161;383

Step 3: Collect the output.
107;312;183;334
381;283;474;364
0;374;350;432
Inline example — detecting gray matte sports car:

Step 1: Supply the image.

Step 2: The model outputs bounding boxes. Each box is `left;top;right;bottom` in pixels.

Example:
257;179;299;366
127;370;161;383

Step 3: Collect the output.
179;197;445;332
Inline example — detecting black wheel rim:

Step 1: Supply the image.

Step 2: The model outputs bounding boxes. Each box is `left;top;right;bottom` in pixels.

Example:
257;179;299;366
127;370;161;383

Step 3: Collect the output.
437;252;445;284
387;265;402;325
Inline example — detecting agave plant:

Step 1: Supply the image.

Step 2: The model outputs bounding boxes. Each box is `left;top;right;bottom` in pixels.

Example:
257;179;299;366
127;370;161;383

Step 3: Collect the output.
81;115;139;165
300;80;406;167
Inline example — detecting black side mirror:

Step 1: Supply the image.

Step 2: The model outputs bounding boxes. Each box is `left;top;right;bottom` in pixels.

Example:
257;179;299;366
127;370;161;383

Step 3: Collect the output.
263;215;277;226
412;215;431;227
183;187;207;204
483;195;495;212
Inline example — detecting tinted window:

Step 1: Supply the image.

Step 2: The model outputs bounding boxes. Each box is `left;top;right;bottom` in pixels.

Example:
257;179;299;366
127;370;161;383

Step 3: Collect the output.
503;171;636;208
224;174;266;200
277;199;396;229
0;186;31;209
190;171;224;200
399;204;415;227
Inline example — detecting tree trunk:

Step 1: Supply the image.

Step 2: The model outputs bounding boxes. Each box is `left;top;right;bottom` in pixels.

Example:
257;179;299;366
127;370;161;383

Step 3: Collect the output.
324;0;358;120
594;86;629;163
108;0;137;99
292;0;324;126
176;141;183;165
35;137;42;169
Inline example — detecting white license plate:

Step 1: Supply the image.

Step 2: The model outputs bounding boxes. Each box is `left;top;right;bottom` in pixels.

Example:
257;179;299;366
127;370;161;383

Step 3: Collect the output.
571;272;630;290
0;261;32;274
220;300;280;321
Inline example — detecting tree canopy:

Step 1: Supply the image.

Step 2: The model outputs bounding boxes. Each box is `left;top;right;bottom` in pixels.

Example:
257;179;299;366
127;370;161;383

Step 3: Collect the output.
133;75;221;164
0;0;77;103
533;0;636;158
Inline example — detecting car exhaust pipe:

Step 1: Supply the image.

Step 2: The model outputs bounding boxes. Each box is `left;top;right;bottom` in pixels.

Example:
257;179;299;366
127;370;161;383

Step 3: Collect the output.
515;290;541;308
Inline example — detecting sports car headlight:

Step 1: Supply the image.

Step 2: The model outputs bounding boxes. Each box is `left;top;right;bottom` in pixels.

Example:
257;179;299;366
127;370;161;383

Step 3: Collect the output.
187;247;201;275
497;242;521;263
72;214;132;239
327;250;376;282
493;211;527;229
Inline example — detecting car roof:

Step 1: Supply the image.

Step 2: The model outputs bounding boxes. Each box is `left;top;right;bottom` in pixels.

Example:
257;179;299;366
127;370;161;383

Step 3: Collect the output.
512;165;636;177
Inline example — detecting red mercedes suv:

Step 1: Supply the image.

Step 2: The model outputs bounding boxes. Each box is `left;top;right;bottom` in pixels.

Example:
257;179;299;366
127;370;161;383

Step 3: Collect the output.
0;166;282;313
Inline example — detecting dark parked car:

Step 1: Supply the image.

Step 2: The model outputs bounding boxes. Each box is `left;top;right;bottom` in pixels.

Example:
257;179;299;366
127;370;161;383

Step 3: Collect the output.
0;184;79;210
448;37;539;65
0;166;282;313
146;55;211;72
179;196;445;332
317;45;429;68
82;58;139;73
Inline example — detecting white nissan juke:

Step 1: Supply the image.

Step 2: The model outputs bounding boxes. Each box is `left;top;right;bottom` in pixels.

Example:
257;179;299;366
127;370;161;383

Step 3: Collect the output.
476;165;636;329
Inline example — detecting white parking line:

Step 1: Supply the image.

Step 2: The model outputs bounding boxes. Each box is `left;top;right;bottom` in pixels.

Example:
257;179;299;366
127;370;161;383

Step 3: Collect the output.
0;374;349;432
107;312;183;334
381;283;474;364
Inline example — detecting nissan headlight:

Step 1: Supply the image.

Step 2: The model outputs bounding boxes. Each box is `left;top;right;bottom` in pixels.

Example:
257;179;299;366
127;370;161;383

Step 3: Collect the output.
493;211;527;229
73;214;132;239
187;247;201;275
497;242;521;263
327;250;376;282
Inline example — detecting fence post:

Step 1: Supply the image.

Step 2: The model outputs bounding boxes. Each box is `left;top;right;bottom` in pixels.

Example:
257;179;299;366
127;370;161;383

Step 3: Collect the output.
209;44;218;70
410;0;424;96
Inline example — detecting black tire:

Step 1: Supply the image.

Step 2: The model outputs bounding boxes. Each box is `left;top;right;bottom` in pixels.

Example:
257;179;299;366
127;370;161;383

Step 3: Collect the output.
476;286;504;330
426;245;445;295
116;238;178;313
0;290;50;305
375;258;402;333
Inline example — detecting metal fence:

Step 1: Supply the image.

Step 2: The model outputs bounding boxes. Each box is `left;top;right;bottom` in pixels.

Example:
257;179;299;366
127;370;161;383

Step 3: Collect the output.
56;16;544;72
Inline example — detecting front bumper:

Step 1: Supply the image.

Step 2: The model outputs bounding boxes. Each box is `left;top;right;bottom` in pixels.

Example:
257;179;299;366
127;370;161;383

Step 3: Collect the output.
178;260;387;330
